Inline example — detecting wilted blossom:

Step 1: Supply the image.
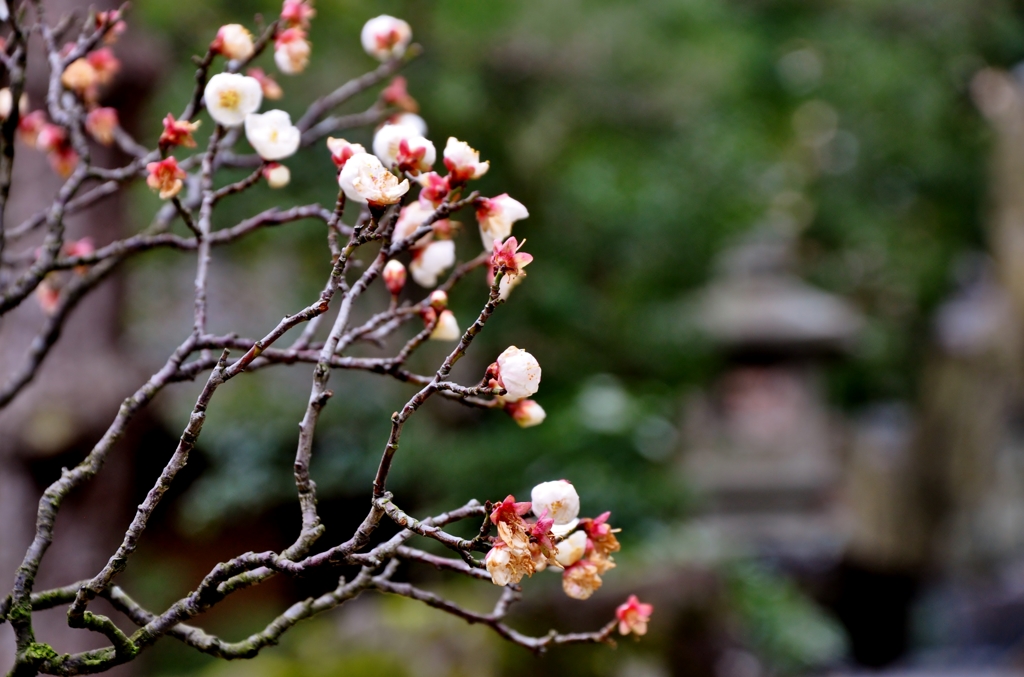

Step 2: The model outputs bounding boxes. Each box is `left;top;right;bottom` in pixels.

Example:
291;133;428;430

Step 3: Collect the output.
410;240;455;288
204;73;262;127
247;68;283;100
489;346;541;402
211;24;254;61
373;123;435;175
326;137;365;169
361;15;412;62
274;28;311;75
160;114;201;148
485;542;533;587
0;87;28;120
484;494;535;586
491;236;532;281
415;172;450;207
85;107;118;145
338;152;409;206
383;259;406;296
554;530;588;568
393;200;436;247
443;137;489;184
582;511;621;574
245;109;300;161
382;76;418;113
477;194;529;249
146;157;186;200
429;309;460;341
562;560;603;600
263;163;291;188
531;480;580;529
281;0;316;29
504;399;546;428
616;595;653;637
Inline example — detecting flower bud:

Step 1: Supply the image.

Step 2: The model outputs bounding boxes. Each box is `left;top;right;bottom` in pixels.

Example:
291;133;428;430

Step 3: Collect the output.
263;163;291;188
281;0;316;29
493;346;541;402
361;15;412;62
211;24;255;61
327;137;366;169
428;290;448;309
429;309;460;341
87;48;120;86
85;107;118;146
505;399;546;428
383;260;407;296
554;531;587;568
415;172;450;207
274;27;311;75
531;480;579;527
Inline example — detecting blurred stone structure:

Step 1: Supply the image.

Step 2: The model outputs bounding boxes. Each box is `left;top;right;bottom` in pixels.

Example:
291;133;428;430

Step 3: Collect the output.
681;231;862;560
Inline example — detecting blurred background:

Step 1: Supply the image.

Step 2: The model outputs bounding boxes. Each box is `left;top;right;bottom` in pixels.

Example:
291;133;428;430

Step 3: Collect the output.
8;0;1024;674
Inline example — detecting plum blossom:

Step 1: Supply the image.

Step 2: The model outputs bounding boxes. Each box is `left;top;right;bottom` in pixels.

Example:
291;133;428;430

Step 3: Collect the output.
477;194;529;249
244;109;300;161
490;346;541;402
443;137;489;184
531;480;579;529
383;260;407;296
146;157;186;200
18;111;46;147
263;163;291;188
275;28;311;75
211;24;255;61
36;276;60;315
616;596;653;637
37;124;77;177
415;172;450;207
491;236;532;281
554;530;588;568
160;114;201;148
393;200;436;247
87;48;120;86
373;123;435;175
562;560;602;600
204;73;262;127
326;137;365;169
61;59;97;96
409;240;455;288
0;87;28;120
280;0;316;29
429;310;460;341
504;399;546;428
485;542;533;587
247;67;283;100
85;107;118;145
337;152;409;206
382;76;418;112
388;112;427;135
95;10;126;44
582;511;621;574
361;15;412;62
428;290;448;309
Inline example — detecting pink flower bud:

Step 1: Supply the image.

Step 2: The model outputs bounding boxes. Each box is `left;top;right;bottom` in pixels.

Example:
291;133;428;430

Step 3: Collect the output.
96;11;127;44
85;107;118;146
36;277;60;315
281;0;316;29
382;76;419;113
360;15;412;62
326;137;366;169
615;595;654;636
505;399;546;428
86;48;120;86
211;24;255;61
493;346;541;402
428;290;448;309
383;260;407;296
247;67;284;100
146;157;186;200
17;111;46;147
263;163;291;188
274;27;311;75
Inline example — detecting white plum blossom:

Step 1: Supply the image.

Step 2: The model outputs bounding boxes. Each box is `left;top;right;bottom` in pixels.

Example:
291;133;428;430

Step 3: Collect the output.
485;546;514;586
337;152;409;206
531;480;580;528
409;240;455;288
477;194;529;249
554;531;588;569
244;110;300;160
429;310;460;341
443;137;489;184
361;15;412;62
263;163;291;188
373;123;435;174
212;24;255;61
393;200;434;246
495;346;541;402
389;112;428;135
274;28;311;75
204;73;262;127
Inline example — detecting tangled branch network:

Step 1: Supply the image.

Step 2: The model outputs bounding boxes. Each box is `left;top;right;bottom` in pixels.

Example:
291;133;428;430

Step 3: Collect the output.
0;3;653;675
